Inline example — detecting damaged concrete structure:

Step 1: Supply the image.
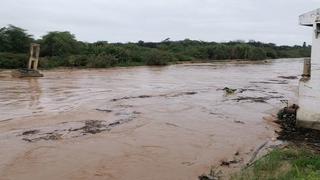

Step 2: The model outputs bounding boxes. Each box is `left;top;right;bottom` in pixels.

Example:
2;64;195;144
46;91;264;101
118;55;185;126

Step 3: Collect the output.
297;8;320;130
12;43;43;78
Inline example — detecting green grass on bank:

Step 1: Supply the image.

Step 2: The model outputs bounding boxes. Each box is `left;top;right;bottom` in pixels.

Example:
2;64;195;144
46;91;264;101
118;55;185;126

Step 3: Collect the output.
232;146;320;180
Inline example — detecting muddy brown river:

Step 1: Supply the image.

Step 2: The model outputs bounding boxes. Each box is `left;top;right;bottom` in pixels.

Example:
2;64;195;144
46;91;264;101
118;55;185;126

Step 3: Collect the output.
0;59;303;180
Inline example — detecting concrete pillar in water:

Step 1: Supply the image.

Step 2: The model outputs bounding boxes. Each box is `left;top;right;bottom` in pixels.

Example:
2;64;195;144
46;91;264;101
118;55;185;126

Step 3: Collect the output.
302;58;311;77
28;43;40;70
11;43;43;78
297;9;320;130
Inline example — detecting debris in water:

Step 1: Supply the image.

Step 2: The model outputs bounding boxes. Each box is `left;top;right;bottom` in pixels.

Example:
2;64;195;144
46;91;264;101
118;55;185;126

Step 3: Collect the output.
111;95;153;102
278;76;298;80
138;95;152;98
238;88;266;93
223;87;237;94
165;122;179;127
181;162;195;166
280;100;289;107
22;130;40;136
22;138;33;142
109;121;121;127
246;141;269;167
133;111;142;115
233;95;284;103
22;133;62;142
111;92;197;102
164;91;197;97
250;80;289;84
96;109;112;113
184;92;197;95
234;120;245;124
42;133;63;141
21;116;136;142
199;167;222;180
220;159;239;167
83;120;105;134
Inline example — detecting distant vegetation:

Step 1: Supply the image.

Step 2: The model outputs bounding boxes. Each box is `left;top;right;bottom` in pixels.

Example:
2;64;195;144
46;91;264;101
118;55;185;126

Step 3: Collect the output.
0;25;311;69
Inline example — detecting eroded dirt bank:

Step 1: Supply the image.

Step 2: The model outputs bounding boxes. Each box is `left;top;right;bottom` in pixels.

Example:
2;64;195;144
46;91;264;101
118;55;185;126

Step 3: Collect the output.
0;59;303;180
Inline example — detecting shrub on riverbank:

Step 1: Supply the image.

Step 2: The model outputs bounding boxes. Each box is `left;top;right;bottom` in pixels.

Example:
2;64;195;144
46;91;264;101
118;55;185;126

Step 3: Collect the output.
0;53;28;69
145;49;175;65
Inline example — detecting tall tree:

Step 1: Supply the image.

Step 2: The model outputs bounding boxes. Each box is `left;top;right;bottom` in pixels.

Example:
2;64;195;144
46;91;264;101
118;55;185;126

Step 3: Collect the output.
0;25;33;53
40;31;81;56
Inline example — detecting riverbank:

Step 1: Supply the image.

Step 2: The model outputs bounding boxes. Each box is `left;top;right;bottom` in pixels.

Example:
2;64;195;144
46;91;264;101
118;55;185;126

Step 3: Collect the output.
232;145;320;179
0;27;311;70
0;54;276;70
230;104;320;180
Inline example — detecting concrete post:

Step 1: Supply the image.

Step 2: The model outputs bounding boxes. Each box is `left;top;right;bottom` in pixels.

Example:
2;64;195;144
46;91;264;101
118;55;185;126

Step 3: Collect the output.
28;43;40;70
297;9;320;130
11;43;43;78
302;58;311;77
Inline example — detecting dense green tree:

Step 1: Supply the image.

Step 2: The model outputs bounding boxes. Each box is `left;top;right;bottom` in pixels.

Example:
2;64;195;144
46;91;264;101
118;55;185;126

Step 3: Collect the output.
0;53;28;68
40;31;81;56
145;49;175;65
86;53;119;68
230;44;250;59
248;47;267;60
207;44;230;60
0;25;33;53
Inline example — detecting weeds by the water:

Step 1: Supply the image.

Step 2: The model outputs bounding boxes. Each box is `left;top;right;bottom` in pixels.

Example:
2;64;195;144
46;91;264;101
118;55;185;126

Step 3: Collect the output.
232;146;320;180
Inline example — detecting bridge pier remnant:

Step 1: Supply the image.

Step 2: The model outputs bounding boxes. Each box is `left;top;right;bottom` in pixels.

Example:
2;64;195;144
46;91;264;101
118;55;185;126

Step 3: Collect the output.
28;43;40;70
12;43;43;78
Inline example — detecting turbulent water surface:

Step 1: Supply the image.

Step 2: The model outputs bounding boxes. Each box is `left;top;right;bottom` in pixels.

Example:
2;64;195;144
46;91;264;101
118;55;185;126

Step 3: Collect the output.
0;59;303;180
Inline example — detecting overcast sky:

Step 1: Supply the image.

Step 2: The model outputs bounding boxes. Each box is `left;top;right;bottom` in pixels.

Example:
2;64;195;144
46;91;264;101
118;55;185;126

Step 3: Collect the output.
0;0;319;45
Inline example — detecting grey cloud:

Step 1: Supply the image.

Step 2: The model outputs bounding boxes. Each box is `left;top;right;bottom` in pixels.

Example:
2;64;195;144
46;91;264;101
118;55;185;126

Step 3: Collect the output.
0;0;319;45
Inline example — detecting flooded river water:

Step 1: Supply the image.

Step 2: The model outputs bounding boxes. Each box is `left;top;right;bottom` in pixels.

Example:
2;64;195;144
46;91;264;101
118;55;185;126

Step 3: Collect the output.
0;58;303;180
